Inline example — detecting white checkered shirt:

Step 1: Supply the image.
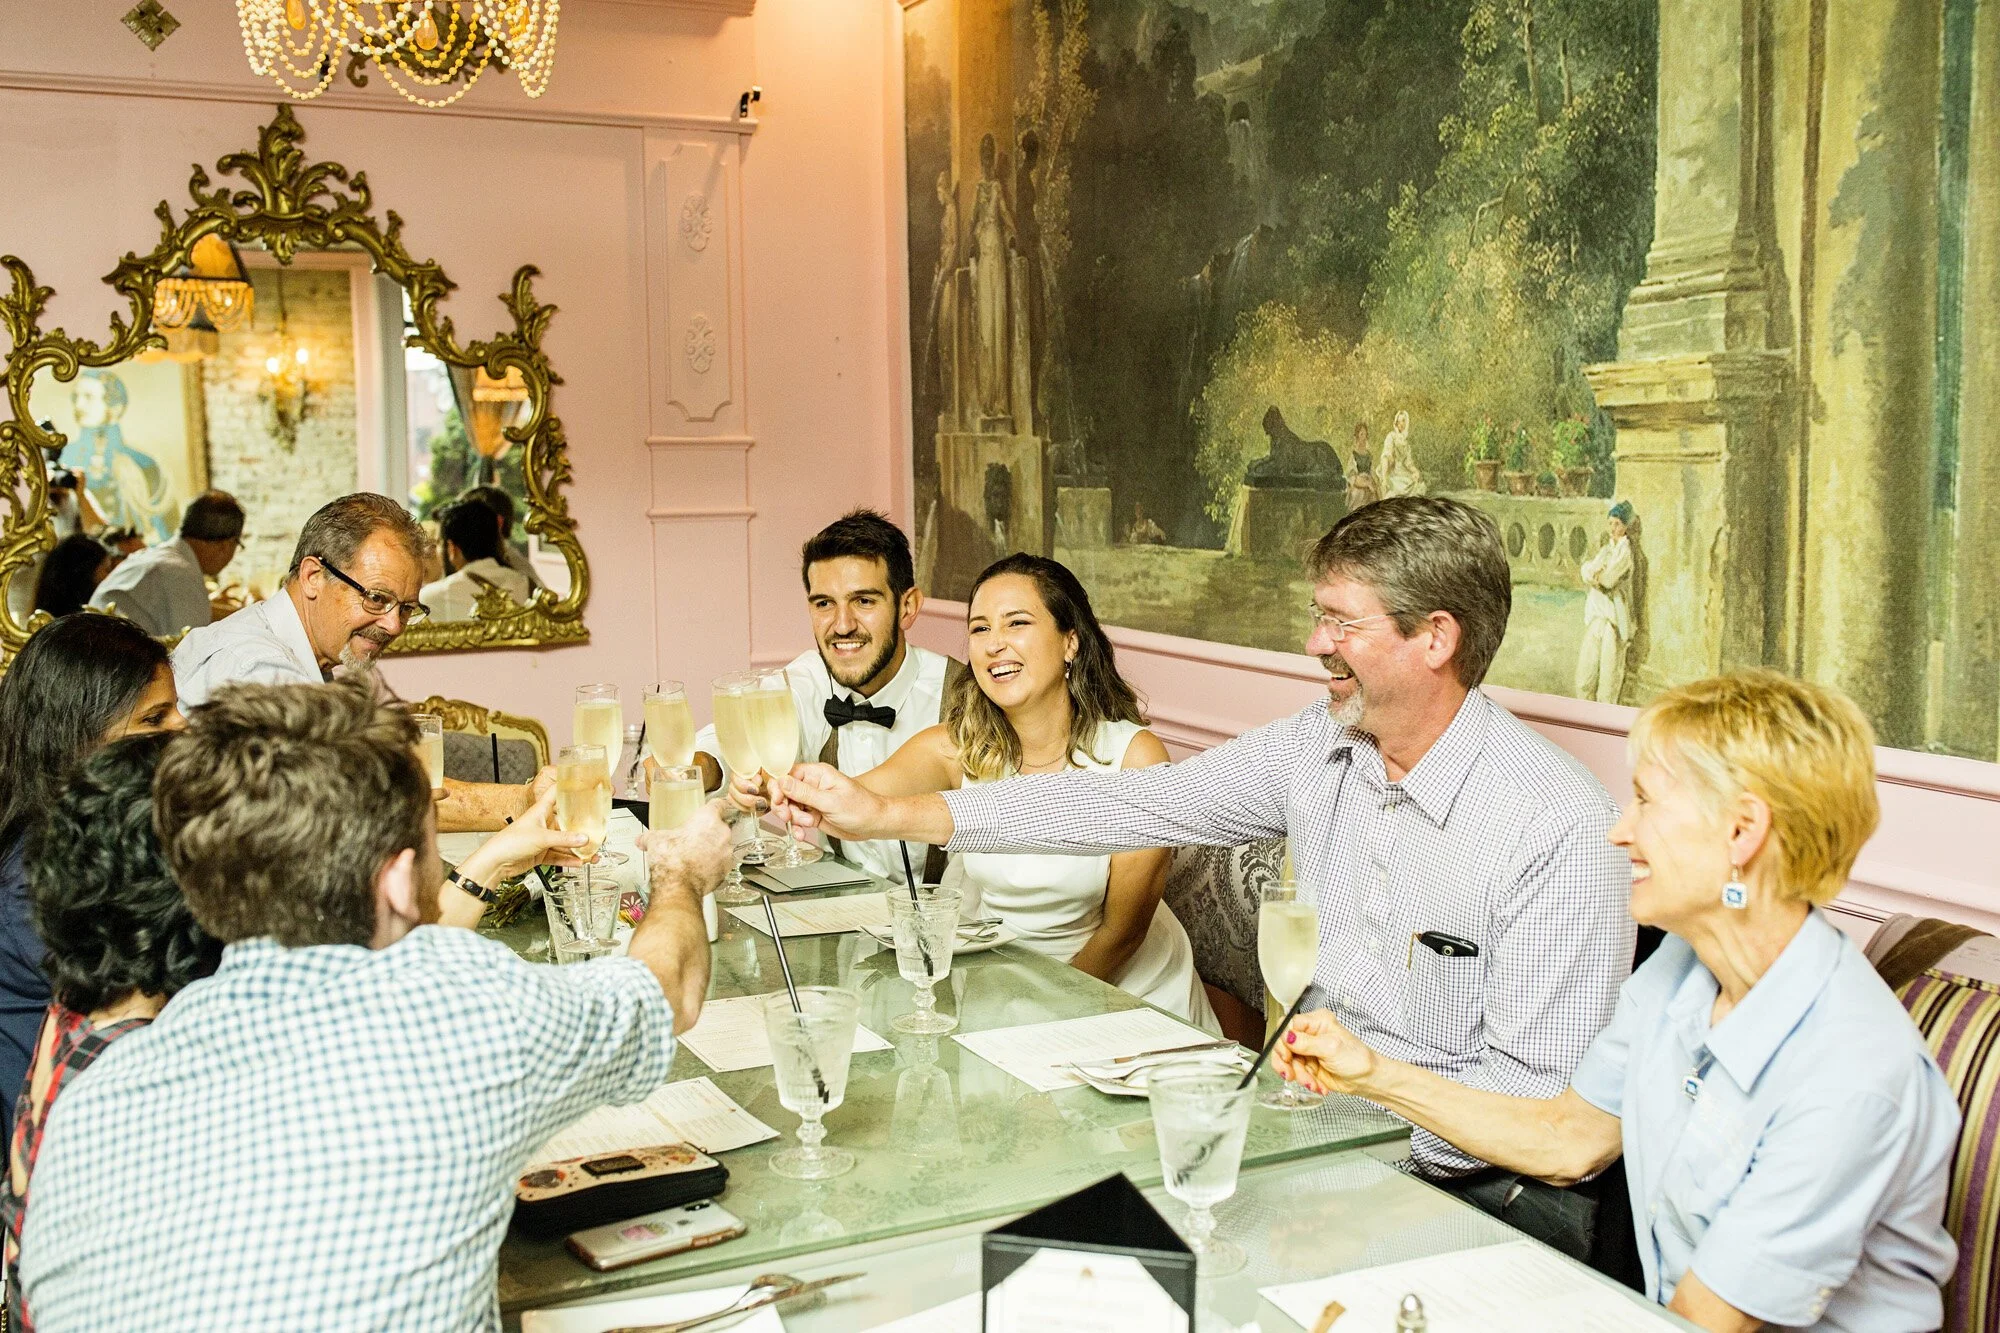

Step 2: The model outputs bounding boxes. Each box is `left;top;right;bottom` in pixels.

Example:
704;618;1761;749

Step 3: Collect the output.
945;689;1633;1174
21;927;675;1331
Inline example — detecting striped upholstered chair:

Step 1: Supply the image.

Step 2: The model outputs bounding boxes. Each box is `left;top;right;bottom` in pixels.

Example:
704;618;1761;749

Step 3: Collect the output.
1867;916;2000;1333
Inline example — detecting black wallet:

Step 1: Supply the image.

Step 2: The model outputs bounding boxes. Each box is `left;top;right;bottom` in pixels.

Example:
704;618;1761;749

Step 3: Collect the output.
512;1142;729;1240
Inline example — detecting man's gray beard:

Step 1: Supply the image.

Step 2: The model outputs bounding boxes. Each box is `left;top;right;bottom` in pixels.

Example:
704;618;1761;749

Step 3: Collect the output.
1329;683;1366;729
333;643;393;699
825;630;900;693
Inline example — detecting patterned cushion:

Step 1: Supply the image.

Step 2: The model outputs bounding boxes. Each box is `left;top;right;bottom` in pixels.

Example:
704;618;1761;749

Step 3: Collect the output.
1898;968;2000;1333
1161;839;1286;1014
441;731;542;785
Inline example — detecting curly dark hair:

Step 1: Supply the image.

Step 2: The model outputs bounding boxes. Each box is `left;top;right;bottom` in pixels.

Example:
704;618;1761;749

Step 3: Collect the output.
27;732;222;1014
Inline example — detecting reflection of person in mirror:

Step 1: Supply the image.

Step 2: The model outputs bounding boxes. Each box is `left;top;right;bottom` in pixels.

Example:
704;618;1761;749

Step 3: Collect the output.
457;484;545;592
90;490;245;638
61;371;172;541
1574;502;1635;705
421;499;531;622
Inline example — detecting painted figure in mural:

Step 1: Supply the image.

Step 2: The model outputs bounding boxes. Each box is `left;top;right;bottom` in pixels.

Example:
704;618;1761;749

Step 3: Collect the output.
1126;502;1166;546
1575;501;1636;705
1015;130;1045;434
969;133;1016;423
1377;409;1424;497
926;171;962;414
1346;422;1380;509
61;371;172;541
1245;406;1346;491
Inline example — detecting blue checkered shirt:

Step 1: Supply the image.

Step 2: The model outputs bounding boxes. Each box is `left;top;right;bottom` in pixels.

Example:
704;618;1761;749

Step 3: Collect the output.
21;927;675;1330
944;689;1634;1173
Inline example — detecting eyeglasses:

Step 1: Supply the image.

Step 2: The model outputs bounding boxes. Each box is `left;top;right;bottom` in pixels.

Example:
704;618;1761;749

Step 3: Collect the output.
1303;606;1396;642
314;557;430;625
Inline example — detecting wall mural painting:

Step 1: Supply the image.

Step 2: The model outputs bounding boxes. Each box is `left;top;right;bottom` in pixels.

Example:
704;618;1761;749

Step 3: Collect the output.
904;0;2000;764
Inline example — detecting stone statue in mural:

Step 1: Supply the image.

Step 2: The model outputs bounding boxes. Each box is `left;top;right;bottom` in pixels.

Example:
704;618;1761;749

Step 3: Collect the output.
1377;409;1424;497
925;171;962;410
1575;501;1636;704
1244;406;1345;491
62;370;172;541
969;132;1016;423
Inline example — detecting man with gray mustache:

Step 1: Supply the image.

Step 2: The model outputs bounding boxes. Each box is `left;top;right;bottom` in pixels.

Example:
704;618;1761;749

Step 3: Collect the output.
774;497;1633;1266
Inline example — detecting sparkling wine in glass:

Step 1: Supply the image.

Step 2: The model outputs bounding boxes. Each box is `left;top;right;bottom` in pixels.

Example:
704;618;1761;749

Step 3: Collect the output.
572;684;622;786
647;764;704;831
1151;1061;1254;1276
644;681;696;767
555;744;610;862
765;987;860;1180
412;712;445;792
1257;880;1325;1111
712;669;819;868
889;886;960;1034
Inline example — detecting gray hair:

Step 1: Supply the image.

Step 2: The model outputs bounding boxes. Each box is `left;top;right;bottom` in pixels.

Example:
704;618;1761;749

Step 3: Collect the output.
155;680;431;948
1306;497;1512;687
287;492;431;578
179;490;245;542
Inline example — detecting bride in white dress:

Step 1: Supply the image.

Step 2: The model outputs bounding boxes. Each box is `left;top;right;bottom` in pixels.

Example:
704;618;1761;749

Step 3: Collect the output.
846;554;1218;1034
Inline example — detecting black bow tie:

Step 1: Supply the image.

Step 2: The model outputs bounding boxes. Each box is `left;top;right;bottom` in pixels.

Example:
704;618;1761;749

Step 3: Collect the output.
824;695;896;730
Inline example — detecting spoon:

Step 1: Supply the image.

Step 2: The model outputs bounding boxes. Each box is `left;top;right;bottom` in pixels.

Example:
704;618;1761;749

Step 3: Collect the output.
602;1271;861;1333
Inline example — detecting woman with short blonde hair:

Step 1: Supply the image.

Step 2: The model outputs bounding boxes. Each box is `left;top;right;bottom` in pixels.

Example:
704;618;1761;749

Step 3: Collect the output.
1277;670;1958;1332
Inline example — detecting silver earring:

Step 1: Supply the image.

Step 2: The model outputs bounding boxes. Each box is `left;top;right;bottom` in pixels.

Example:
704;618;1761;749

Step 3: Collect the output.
1721;867;1748;910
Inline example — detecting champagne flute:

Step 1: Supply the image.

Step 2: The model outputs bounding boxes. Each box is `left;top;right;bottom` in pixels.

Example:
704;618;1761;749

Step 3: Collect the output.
647;764;704;832
1257;880;1324;1111
412;713;445;793
765;987;860;1180
555;743;610;863
644;681;696;767
1151;1061;1254;1276
712;670;821;869
572;684;622;787
889;886;960;1034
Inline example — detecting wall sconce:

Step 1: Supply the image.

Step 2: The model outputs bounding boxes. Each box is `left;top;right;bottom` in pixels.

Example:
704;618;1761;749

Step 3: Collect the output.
258;270;318;449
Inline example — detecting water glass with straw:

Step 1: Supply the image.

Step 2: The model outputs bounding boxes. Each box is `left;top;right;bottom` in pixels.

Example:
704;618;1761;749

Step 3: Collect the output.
760;893;858;1180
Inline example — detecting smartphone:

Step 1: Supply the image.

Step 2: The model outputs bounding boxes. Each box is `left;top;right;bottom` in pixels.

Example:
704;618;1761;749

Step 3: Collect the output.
564;1199;746;1272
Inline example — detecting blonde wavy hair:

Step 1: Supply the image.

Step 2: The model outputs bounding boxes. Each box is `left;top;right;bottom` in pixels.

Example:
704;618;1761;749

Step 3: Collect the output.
947;554;1144;781
1628;670;1878;906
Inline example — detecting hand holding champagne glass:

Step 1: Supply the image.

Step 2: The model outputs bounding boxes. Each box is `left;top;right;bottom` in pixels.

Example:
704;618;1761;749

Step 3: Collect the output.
554;744;610;862
712;669;820;868
1256;880;1324;1111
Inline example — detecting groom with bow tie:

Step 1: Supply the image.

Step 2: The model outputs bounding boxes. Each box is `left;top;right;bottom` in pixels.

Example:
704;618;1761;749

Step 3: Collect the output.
693;510;964;881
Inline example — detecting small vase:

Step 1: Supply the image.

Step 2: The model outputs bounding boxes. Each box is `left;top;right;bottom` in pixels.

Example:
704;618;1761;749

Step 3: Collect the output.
1502;470;1533;496
1473;459;1502;491
1560;466;1595;497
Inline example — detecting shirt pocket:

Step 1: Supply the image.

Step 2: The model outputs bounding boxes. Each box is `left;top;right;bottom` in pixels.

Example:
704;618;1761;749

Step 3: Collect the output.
1656;1097;1757;1245
1401;941;1485;1057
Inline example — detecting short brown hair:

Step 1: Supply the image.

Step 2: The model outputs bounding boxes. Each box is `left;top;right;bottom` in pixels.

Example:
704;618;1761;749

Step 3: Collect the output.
1306;497;1512;687
287;492;432;579
155;680;432;947
1629;670;1879;906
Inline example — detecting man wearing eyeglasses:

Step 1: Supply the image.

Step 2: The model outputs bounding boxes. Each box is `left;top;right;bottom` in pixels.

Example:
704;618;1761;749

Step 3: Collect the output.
776;497;1636;1269
174;492;432;705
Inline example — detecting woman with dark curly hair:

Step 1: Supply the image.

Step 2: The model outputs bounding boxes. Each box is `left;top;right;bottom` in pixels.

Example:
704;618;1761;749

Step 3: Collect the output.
2;732;220;1330
0;614;182;1143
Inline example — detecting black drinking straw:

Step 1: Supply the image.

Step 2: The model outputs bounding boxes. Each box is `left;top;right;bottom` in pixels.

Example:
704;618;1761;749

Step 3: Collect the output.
489;732;502;783
761;891;829;1102
1238;988;1312;1090
896;842;936;976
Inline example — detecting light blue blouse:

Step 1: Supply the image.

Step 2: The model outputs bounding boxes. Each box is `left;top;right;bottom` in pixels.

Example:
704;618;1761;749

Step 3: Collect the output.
1571;910;1958;1331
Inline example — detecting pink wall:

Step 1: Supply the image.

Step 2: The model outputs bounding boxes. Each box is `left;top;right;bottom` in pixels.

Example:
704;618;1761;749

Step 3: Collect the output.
0;0;898;737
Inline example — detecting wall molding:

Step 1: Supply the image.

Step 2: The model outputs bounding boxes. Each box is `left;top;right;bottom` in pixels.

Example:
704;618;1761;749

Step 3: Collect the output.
0;69;758;135
647;504;756;520
646;433;755;450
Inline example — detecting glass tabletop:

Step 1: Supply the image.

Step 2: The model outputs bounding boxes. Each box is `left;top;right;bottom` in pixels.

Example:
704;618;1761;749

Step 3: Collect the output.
489;873;1409;1314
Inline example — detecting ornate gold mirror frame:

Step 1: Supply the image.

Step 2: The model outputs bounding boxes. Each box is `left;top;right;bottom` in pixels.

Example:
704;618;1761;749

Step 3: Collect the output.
0;105;588;660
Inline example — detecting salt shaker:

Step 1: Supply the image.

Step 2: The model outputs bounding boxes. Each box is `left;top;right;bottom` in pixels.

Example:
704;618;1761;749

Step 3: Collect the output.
1394;1293;1427;1331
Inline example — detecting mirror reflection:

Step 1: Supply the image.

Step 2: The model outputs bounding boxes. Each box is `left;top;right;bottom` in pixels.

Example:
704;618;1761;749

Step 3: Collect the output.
17;254;564;636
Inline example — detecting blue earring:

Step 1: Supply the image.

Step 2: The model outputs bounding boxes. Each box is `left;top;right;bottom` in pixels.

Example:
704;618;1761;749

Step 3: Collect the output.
1721;868;1748;910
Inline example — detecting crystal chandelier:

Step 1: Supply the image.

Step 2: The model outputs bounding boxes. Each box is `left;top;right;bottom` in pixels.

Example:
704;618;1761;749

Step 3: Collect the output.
236;1;559;108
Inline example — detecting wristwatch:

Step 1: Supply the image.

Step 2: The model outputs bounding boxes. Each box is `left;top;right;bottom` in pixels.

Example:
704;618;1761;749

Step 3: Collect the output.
446;867;501;905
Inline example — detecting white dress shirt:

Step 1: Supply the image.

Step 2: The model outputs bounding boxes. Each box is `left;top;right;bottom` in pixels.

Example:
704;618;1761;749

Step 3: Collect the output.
420;557;531;622
696;644;951;881
89;537;211;637
172;588;323;707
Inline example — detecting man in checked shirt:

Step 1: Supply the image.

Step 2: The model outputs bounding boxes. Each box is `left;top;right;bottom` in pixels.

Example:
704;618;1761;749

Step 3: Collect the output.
778;496;1635;1264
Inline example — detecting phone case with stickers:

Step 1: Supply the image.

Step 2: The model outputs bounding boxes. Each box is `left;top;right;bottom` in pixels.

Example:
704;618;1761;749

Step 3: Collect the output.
565;1198;747;1271
512;1142;729;1240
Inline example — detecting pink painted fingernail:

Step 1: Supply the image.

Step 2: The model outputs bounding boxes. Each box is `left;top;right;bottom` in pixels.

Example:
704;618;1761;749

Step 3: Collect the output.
1285;1032;1296;1044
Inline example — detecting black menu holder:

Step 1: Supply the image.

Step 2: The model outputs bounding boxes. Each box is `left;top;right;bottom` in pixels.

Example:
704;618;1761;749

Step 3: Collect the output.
981;1174;1195;1331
